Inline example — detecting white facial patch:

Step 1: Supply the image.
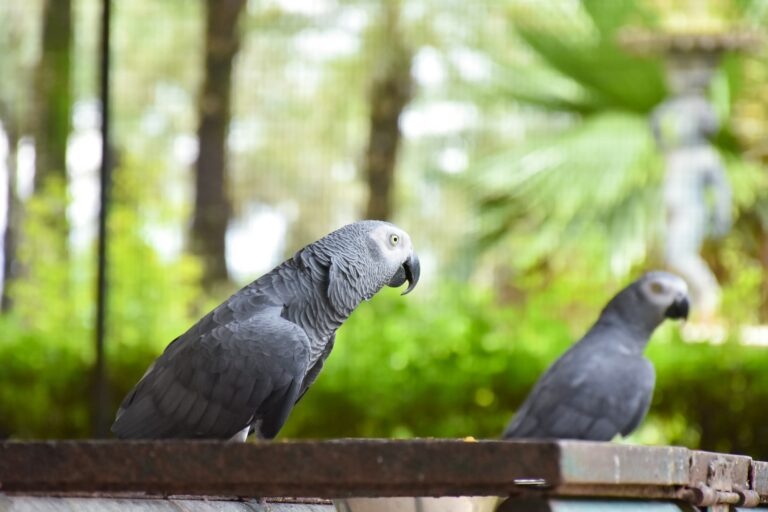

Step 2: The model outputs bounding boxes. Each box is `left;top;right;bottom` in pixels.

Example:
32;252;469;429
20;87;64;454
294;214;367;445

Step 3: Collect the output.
368;224;412;265
654;273;688;296
664;275;688;297
641;271;689;308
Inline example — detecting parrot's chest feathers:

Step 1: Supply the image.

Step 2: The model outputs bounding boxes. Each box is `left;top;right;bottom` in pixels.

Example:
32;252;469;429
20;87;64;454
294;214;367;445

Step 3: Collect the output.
308;335;332;367
277;266;356;370
282;295;344;369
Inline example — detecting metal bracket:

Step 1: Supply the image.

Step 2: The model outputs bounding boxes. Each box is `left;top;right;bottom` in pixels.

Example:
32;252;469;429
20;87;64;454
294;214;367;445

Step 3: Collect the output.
678;456;760;509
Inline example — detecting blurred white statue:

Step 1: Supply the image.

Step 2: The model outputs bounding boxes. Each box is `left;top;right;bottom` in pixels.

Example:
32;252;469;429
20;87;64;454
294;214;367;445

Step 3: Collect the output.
650;53;732;319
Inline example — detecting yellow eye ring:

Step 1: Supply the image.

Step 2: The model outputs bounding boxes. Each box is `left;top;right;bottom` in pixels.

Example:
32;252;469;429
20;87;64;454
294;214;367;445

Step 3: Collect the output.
650;281;664;294
390;234;400;246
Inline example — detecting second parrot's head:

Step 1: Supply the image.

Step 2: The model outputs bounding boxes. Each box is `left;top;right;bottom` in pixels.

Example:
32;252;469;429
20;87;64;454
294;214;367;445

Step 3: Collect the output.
638;271;690;321
602;271;690;337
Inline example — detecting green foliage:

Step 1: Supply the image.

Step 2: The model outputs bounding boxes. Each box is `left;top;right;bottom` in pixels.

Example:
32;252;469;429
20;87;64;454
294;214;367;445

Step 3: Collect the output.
501;0;664;114
12;177;80;334
284;277;768;460
0;162;201;438
648;337;768;456
513;31;664;113
0;315;91;437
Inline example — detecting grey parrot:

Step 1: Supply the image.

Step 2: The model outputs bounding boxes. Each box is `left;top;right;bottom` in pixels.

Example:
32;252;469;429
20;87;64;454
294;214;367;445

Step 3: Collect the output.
503;271;689;441
112;220;420;441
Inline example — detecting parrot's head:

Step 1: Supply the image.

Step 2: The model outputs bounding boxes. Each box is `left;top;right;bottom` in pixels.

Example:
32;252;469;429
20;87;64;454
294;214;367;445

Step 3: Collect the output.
600;271;690;341
312;221;420;314
365;222;420;295
638;271;690;321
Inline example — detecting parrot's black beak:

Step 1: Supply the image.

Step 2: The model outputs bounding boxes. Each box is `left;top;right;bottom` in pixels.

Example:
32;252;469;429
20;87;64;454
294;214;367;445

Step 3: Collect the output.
401;252;420;295
665;296;690;320
388;251;420;295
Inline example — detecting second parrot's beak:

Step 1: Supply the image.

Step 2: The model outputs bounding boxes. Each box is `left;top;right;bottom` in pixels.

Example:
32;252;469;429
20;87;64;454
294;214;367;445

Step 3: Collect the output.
388;251;421;295
665;295;690;320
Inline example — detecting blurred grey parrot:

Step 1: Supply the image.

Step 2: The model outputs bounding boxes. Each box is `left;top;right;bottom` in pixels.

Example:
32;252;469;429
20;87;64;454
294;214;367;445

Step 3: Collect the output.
112;220;420;441
503;271;689;441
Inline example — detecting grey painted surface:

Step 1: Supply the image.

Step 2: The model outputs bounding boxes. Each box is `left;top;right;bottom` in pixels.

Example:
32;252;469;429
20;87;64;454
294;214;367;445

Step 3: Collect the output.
334;497;698;512
0;496;333;512
546;500;691;511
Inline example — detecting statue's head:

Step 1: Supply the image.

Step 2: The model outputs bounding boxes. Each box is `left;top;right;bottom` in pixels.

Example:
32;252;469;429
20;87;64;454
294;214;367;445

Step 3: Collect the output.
665;51;719;95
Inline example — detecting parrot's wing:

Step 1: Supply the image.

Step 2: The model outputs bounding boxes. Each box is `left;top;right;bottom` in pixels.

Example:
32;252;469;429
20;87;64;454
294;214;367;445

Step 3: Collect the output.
112;305;310;440
503;351;655;441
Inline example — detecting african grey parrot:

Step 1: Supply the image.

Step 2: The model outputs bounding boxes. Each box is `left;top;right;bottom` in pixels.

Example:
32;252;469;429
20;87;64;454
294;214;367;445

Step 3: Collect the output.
112;220;420;441
503;271;689;441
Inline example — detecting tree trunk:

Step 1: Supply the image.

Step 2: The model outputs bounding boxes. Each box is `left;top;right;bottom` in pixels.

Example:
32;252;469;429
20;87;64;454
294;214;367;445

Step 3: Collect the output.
191;0;245;287
1;122;19;313
34;0;72;192
32;0;72;264
363;2;413;221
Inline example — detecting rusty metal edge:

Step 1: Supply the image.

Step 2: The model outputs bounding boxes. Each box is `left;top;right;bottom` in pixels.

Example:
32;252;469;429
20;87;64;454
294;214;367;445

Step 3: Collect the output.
688;450;752;488
552;444;768;506
1;439;766;503
0;439;560;498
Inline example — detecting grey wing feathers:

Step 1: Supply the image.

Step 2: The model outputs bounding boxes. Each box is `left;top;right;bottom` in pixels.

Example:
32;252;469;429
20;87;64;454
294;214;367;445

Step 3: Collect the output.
112;289;311;440
503;350;655;441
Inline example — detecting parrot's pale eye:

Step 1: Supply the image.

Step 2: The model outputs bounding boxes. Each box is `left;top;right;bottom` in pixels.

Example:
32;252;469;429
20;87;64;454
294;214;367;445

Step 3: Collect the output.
650;281;665;294
389;234;400;247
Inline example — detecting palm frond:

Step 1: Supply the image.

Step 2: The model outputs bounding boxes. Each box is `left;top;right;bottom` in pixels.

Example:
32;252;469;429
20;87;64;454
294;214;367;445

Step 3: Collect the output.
514;25;666;113
469;111;662;272
484;59;610;114
507;0;665;113
581;0;657;38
